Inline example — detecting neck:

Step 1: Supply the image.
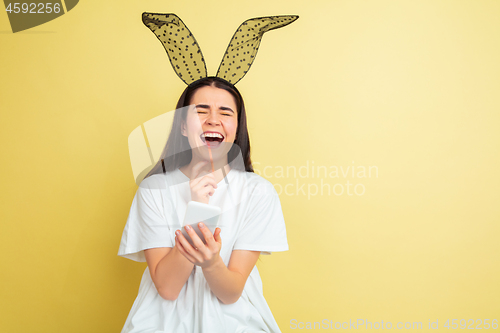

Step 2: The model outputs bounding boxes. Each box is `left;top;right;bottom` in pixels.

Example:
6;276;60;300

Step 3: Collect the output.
180;154;231;183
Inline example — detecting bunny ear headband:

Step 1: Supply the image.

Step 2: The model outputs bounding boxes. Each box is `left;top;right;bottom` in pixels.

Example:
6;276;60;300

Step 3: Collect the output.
142;13;299;85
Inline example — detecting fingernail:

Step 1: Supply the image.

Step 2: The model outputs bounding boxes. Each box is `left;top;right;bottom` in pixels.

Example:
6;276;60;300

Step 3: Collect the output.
185;225;191;231
199;222;204;228
175;230;180;236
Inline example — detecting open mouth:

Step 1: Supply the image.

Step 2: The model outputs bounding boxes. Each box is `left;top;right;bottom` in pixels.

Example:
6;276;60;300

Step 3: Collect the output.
200;132;225;148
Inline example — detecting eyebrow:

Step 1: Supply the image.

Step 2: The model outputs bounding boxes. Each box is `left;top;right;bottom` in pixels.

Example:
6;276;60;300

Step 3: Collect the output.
195;104;235;113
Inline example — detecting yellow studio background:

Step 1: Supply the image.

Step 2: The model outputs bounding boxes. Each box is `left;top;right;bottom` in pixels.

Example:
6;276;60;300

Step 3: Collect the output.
1;0;499;332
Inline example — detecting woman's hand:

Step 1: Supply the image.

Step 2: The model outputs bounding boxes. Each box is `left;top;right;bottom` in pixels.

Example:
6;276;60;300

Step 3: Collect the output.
175;222;222;269
189;161;217;204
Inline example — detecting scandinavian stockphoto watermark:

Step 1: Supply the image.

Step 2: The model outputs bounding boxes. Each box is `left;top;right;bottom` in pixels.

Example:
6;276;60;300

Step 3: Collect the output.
126;107;379;199
289;318;499;330
290;319;423;330
253;160;379;199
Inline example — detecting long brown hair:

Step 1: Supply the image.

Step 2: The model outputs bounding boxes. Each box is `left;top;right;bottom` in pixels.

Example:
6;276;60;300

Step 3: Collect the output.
145;77;253;179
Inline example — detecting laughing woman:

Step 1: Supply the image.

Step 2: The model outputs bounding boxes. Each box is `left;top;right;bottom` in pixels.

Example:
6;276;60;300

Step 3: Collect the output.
118;13;298;333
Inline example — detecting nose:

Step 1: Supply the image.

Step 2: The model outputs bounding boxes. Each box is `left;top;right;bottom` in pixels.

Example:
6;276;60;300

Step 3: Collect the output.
206;110;221;126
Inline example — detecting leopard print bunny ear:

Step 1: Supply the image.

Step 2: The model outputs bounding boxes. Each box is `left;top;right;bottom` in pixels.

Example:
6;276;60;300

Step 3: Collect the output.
142;13;208;85
216;15;299;84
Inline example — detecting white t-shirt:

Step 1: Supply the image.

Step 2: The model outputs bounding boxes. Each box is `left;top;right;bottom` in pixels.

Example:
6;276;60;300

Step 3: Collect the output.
118;168;288;333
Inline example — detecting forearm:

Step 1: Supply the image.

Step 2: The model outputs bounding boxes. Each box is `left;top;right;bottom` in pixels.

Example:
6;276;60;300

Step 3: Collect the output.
202;256;246;304
150;247;194;300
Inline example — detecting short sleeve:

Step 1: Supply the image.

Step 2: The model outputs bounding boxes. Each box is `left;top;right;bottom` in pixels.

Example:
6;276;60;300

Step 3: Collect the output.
233;178;288;255
118;177;174;262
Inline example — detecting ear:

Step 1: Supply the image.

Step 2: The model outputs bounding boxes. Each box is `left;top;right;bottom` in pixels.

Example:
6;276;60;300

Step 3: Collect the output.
142;13;208;85
216;15;299;84
181;121;187;136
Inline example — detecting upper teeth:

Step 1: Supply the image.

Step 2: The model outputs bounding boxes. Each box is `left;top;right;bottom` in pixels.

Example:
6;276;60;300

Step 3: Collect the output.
202;132;223;139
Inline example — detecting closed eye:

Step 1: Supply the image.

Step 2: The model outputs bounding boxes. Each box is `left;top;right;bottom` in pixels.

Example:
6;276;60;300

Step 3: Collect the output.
220;106;234;114
195;104;210;114
195;104;235;116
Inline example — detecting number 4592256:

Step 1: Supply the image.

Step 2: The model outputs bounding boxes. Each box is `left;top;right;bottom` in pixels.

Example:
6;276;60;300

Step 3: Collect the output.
444;319;498;329
6;3;62;14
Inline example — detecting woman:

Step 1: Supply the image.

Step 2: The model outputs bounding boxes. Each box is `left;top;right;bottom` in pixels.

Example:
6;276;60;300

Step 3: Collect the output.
118;76;289;332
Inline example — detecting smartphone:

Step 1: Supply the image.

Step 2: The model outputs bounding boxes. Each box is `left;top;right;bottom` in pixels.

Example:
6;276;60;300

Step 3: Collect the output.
181;201;221;247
